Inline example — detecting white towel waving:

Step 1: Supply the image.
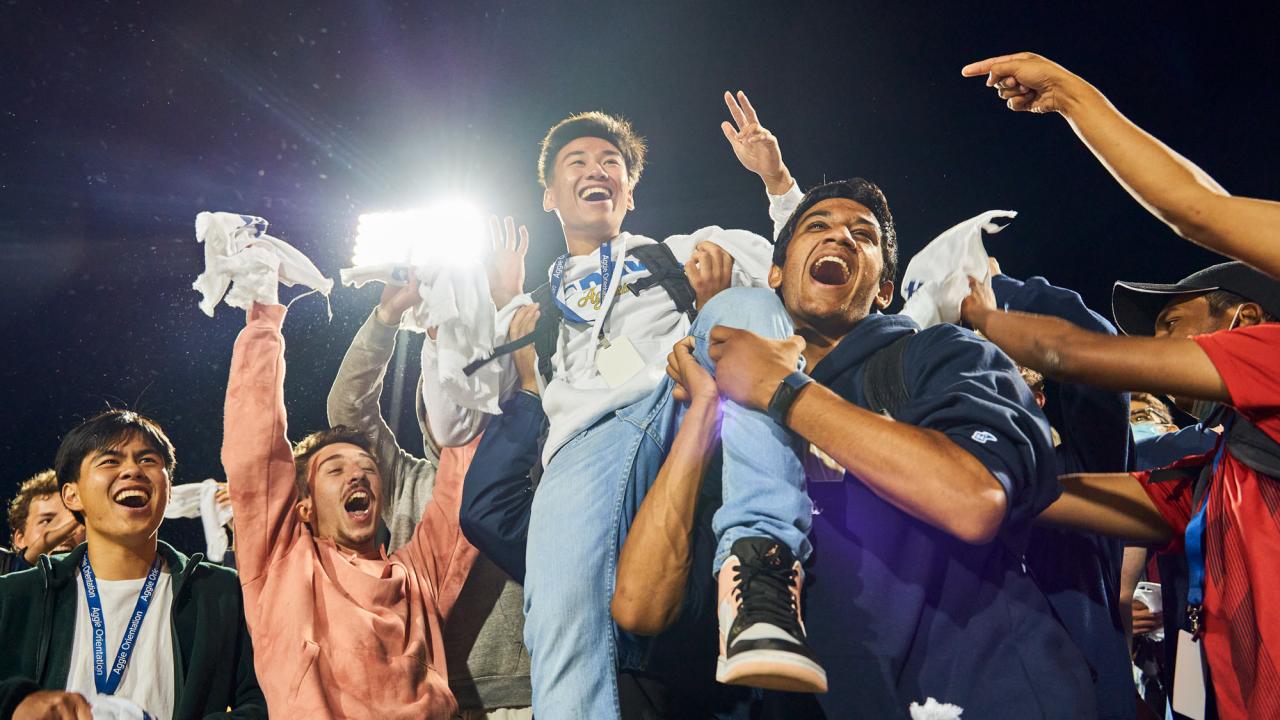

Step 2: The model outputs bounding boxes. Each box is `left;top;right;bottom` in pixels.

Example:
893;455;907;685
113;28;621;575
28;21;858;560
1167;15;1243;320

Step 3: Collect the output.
899;210;1016;328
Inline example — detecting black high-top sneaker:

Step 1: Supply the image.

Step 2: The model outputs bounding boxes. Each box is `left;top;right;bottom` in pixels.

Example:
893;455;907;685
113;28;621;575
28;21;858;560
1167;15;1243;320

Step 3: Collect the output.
716;537;827;693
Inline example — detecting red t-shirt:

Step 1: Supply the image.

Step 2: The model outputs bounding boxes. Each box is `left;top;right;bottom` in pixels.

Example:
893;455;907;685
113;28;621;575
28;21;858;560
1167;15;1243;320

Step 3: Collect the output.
1135;323;1280;719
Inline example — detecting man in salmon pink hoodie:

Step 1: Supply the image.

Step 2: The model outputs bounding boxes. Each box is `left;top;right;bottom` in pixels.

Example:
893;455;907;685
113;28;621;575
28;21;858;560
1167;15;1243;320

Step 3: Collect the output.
221;300;479;719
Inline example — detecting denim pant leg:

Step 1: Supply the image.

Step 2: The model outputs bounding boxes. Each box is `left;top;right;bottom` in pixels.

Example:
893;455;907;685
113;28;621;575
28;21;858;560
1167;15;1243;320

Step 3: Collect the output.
524;413;655;720
688;287;813;570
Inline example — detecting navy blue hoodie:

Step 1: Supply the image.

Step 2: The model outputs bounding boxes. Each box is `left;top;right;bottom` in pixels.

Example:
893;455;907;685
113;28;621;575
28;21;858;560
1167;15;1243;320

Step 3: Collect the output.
803;311;1095;718
994;274;1135;720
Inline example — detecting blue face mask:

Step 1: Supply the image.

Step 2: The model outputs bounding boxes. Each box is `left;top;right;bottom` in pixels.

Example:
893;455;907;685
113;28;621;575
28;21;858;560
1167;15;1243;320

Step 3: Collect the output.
1131;422;1169;442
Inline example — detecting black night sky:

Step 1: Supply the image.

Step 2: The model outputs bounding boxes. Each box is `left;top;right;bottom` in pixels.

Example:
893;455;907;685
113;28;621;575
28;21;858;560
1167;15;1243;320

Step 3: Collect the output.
3;0;1278;552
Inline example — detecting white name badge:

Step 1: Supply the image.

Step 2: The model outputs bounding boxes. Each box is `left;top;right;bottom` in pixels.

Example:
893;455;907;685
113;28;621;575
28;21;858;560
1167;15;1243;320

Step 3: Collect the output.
597;336;646;389
1172;629;1208;720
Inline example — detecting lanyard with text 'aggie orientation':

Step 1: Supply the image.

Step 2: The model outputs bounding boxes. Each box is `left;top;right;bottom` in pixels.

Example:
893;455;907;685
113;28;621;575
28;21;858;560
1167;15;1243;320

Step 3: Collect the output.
79;552;162;696
1185;415;1234;637
550;240;615;326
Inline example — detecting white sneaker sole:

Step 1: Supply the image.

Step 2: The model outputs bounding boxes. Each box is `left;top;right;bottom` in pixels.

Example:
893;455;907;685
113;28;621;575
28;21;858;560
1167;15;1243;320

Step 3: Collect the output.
717;648;829;693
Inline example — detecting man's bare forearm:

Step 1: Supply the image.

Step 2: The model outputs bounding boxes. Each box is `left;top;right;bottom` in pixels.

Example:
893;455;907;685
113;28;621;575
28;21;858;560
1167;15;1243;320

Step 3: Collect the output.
786;383;1008;545
1063;84;1280;277
612;398;720;635
1038;473;1172;545
968;307;1231;402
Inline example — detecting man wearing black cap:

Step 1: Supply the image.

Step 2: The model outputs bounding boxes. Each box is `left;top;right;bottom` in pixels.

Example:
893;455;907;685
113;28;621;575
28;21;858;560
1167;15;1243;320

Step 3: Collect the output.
961;260;1280;719
651;179;1094;716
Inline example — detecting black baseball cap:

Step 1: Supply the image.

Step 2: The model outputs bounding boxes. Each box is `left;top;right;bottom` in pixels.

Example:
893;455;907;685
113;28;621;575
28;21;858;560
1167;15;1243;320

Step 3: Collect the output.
1111;260;1280;336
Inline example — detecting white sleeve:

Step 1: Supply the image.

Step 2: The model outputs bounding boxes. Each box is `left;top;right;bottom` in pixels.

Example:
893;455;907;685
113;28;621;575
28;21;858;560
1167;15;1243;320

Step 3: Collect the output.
666;226;775;288
419;294;529;446
768;182;805;240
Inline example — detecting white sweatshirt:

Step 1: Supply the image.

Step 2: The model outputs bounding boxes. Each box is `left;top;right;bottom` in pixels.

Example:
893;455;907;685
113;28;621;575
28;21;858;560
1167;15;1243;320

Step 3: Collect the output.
422;185;804;464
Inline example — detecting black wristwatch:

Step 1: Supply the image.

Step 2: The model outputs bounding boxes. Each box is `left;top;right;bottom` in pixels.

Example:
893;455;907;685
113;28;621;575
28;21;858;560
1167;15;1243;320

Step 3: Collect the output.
766;371;813;424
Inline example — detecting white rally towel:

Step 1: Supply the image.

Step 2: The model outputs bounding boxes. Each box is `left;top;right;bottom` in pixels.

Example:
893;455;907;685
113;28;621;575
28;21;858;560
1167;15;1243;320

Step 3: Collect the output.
898;210;1016;329
340;261;502;415
164;479;234;563
89;694;154;720
909;697;964;720
193;212;334;316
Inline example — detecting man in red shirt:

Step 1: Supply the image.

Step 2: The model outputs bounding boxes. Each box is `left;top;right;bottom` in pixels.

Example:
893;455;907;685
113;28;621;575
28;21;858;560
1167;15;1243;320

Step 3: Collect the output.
960;260;1280;719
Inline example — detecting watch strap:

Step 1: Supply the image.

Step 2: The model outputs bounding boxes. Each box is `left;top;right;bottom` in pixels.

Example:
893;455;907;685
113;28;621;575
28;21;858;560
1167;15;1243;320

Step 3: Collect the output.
767;371;814;424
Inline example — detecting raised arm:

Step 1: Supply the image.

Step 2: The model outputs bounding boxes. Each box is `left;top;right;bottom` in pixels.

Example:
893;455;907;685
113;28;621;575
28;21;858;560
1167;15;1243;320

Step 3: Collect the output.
961;276;1230;403
612;338;721;635
962;52;1280;279
401;438;481;622
1037;473;1173;546
221;303;301;584
328;277;438;521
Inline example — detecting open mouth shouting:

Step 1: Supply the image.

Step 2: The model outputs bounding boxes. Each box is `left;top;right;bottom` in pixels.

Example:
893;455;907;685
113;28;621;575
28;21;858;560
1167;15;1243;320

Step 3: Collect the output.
577;184;614;205
342;486;374;523
112;484;153;510
809;252;853;287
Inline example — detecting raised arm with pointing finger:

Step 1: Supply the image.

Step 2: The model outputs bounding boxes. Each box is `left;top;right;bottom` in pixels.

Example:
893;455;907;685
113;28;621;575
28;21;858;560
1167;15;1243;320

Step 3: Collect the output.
962;52;1280;279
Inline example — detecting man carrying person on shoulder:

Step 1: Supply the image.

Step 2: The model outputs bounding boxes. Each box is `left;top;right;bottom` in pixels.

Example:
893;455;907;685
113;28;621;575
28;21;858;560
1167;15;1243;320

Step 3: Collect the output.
619;179;1095;717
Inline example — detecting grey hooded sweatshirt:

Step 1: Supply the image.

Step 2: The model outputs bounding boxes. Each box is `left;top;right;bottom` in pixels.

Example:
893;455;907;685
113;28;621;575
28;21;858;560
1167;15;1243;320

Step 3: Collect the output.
327;310;532;710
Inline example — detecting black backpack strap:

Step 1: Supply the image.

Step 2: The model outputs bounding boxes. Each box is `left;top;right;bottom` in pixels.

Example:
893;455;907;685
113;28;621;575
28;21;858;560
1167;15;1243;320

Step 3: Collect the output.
461;283;562;379
860;332;916;417
529;283;561;383
626;243;698;321
1223;412;1280;479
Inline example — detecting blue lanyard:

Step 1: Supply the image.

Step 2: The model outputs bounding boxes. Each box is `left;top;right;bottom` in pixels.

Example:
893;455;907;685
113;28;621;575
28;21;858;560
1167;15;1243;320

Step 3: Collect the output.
550;241;615;325
1185;416;1234;620
79;553;162;696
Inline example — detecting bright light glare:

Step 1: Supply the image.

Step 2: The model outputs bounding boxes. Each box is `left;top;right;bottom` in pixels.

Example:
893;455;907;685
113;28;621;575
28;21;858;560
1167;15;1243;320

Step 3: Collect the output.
351;198;486;268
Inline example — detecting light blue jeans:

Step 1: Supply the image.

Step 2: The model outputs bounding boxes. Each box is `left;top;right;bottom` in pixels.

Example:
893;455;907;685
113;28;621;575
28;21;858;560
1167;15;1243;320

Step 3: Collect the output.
523;288;812;720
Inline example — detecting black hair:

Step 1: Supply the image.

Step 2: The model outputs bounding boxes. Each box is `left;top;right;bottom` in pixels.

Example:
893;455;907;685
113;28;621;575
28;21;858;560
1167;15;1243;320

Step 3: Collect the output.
773;178;898;286
538;111;646;188
53;410;177;523
1203;290;1278;323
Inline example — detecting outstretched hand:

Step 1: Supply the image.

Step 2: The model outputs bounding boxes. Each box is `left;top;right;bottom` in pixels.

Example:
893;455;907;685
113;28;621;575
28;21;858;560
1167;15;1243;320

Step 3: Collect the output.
960;52;1087;115
486;215;529;310
721;90;793;194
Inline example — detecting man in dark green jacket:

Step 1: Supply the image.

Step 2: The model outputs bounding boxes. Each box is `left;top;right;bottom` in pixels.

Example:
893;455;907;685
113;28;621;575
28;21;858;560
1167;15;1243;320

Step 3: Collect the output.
0;410;265;719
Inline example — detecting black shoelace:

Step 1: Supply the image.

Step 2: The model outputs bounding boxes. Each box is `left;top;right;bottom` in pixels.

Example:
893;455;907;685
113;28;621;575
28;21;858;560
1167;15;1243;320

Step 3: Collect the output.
732;560;800;633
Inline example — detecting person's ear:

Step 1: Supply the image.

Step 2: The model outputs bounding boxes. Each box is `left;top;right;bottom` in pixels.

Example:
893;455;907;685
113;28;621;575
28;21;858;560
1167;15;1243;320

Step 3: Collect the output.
1236;302;1265;328
625;184;635;211
542;187;556;213
12;527;27;549
61;483;83;517
1034;390;1047;409
768;265;783;290
295;497;313;526
874;280;895;310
